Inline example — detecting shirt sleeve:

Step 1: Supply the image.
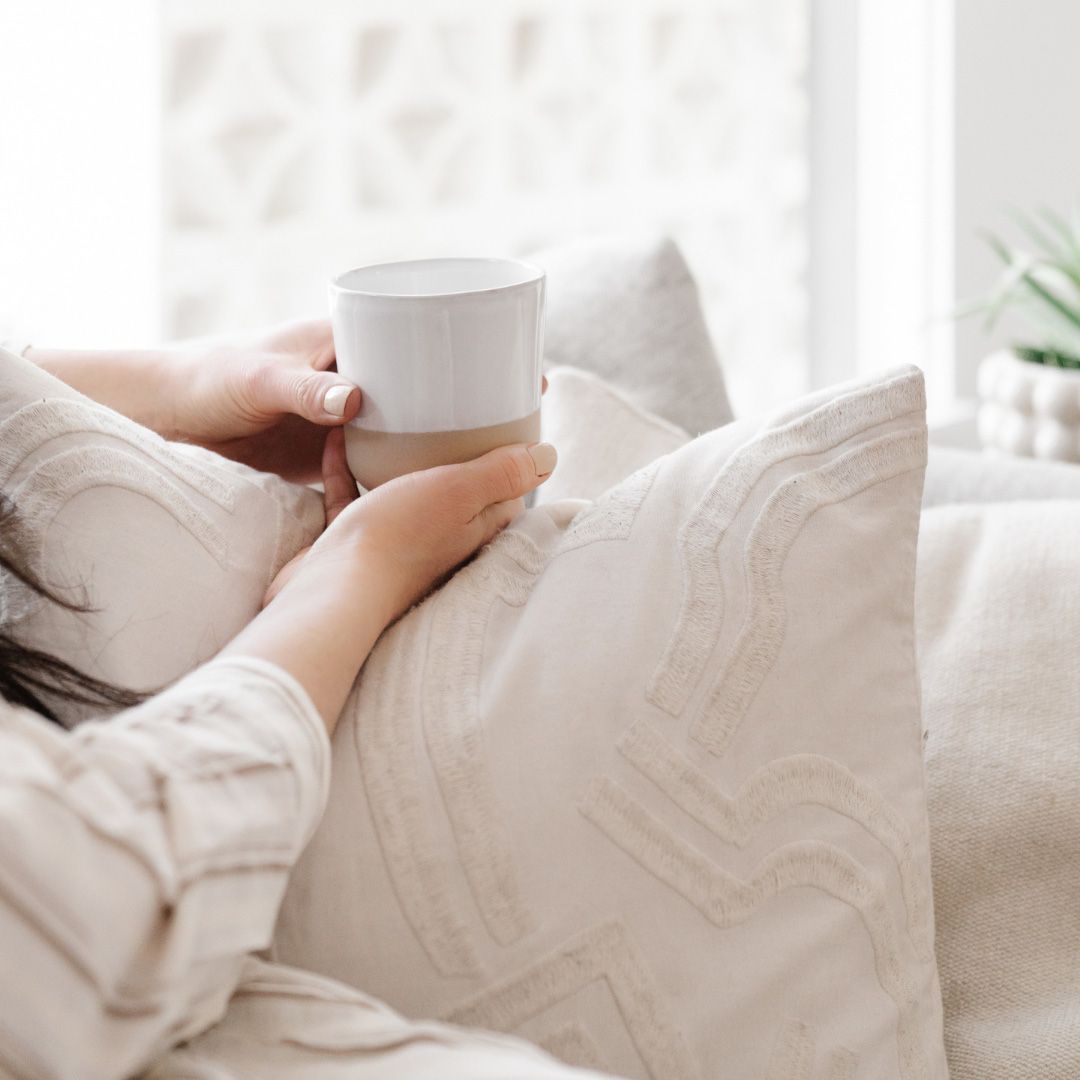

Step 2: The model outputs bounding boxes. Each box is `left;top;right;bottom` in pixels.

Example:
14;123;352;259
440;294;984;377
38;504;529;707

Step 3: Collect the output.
0;656;331;1080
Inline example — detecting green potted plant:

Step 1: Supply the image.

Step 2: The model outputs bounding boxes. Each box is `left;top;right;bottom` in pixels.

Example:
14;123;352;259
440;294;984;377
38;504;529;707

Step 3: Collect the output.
973;208;1080;461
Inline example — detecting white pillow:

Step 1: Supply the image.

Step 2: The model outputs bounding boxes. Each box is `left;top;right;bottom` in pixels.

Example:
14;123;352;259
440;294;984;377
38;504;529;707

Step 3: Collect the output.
275;366;947;1080
530;235;734;436
917;501;1080;1080
0;348;323;722
538;365;690;504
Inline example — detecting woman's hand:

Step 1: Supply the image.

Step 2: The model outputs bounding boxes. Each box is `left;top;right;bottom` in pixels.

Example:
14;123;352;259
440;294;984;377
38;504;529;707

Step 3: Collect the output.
266;429;557;618
165;319;361;482
29;319;361;483
30;319;547;485
227;429;557;730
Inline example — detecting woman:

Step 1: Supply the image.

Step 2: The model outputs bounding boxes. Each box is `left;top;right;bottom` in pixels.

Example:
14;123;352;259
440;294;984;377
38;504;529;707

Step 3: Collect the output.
0;323;598;1079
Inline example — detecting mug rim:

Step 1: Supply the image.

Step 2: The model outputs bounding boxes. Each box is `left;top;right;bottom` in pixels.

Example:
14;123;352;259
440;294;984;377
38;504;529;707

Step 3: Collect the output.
330;256;545;300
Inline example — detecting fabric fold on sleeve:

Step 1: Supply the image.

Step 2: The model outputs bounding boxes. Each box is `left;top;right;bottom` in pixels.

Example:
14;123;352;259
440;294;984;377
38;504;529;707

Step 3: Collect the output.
0;655;331;1080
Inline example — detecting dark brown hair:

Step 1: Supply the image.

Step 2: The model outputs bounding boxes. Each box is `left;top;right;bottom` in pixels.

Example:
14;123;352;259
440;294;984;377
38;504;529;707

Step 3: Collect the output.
1;496;144;725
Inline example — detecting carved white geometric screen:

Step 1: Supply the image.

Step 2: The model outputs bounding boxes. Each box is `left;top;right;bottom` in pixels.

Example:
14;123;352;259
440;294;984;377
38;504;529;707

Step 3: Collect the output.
163;0;808;413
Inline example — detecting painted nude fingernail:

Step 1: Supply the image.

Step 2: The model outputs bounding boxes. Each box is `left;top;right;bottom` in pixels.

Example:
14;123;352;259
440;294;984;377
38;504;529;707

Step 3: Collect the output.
323;384;354;417
528;442;558;476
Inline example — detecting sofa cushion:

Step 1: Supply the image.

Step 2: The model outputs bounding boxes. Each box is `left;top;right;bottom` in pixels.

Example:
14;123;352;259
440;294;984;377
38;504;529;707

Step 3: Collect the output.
917;501;1080;1080
530;235;733;436
275;366;947;1080
0;347;323;722
537;365;690;504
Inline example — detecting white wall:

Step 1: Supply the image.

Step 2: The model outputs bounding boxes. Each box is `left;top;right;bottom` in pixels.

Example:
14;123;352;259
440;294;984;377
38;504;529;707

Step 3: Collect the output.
0;1;161;347
954;0;1080;396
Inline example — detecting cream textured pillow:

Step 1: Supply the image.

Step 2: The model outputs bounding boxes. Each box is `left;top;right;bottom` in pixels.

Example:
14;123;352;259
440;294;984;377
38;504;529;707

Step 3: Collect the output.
0;348;323;722
275;367;946;1080
530;235;733;436
538;365;690;504
917;501;1080;1080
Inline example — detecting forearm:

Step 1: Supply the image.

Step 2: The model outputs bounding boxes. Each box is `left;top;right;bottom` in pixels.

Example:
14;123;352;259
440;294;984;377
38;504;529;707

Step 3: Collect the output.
221;546;397;734
25;346;181;436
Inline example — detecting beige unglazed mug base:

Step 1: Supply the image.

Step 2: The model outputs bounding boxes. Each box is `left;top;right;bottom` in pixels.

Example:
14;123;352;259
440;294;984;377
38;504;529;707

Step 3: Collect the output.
345;409;541;490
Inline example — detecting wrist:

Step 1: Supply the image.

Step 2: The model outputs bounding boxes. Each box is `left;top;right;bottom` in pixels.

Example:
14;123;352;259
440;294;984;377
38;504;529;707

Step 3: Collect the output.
281;539;403;639
28;345;186;437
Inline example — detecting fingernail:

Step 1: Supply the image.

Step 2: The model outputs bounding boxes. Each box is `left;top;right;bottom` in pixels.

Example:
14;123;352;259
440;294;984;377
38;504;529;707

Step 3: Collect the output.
323;384;355;417
527;442;557;476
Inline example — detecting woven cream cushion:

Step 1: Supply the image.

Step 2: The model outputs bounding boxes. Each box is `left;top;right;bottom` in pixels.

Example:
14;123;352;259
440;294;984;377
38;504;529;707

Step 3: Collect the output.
276;367;947;1080
918;501;1080;1080
0;348;323;723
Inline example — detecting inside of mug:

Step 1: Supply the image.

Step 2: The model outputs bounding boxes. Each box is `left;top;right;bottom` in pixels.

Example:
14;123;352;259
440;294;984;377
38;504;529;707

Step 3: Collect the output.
334;257;542;298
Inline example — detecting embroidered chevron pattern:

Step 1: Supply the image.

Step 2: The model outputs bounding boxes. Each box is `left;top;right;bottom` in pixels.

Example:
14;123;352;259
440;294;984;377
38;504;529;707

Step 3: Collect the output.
445;920;698;1080
10;446;230;568
619;719;932;959
766;1018;815;1080
765;1017;859;1080
355;611;481;977
691;427;927;755
556;459;661;554
537;1022;609;1072
579;777;929;1080
422;530;547;946
647;370;924;718
0;399;236;508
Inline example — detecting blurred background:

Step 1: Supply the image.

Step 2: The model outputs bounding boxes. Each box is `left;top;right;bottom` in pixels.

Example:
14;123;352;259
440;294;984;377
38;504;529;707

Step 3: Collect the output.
0;0;1074;419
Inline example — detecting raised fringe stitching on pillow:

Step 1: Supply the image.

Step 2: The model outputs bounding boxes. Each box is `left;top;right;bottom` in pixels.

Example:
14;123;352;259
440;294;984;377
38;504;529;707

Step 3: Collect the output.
422;531;546;947
445;919;698;1080
555;459;661;554
355;615;482;978
618;719;932;960
0;399;237;510
828;1046;859;1080
536;1021;609;1073
10;445;230;569
765;1017;815;1080
578;776;929;1080
646;371;925;718
690;427;927;757
764;1017;858;1080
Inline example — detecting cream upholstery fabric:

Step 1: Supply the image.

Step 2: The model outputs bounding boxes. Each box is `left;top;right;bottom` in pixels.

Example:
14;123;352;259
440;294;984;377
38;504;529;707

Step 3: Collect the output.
538;365;690;504
531;235;733;436
276;367;947;1080
924;446;1080;506
917;501;1080;1080
0;347;323;722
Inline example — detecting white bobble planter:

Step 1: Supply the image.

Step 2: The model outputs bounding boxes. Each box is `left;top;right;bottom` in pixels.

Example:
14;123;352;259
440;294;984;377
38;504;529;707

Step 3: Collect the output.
977;350;1080;462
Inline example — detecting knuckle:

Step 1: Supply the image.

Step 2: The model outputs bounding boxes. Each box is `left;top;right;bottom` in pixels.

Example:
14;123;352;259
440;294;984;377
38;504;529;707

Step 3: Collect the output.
494;452;527;498
296;372;326;414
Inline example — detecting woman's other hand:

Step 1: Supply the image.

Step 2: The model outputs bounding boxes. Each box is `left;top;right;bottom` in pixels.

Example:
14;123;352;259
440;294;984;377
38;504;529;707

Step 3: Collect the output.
231;429;556;730
265;428;557;620
29;320;547;485
27;319;360;484
171;319;361;483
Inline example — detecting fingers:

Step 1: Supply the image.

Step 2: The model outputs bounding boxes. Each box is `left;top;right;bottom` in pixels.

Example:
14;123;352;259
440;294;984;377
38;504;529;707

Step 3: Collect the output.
250;363;361;425
321;428;359;525
457;442;558;512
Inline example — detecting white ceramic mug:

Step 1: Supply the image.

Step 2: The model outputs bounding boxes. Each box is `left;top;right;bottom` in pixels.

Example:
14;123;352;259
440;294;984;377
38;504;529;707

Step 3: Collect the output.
329;257;545;488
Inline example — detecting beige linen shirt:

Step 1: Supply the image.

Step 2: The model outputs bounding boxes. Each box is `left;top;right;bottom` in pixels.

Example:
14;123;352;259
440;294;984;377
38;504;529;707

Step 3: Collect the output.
0;658;600;1080
0;656;330;1079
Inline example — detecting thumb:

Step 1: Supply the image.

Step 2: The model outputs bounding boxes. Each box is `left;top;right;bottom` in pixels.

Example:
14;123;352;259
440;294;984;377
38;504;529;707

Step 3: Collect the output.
251;363;362;425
